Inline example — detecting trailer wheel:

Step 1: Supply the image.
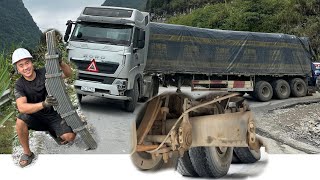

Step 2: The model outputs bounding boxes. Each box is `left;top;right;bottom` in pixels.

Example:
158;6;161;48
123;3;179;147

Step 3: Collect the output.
254;81;273;101
272;79;290;99
177;151;199;177
131;151;163;170
233;147;261;163
189;146;233;178
290;78;307;97
124;81;139;112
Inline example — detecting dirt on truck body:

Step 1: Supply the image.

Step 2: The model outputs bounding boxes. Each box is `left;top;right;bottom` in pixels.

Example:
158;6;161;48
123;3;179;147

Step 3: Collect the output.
131;92;264;178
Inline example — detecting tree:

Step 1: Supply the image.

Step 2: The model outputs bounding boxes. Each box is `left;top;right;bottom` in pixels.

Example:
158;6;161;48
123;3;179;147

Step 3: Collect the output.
166;0;320;58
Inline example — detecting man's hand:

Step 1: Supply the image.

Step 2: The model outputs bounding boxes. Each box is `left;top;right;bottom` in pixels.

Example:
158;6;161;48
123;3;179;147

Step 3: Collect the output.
42;96;58;108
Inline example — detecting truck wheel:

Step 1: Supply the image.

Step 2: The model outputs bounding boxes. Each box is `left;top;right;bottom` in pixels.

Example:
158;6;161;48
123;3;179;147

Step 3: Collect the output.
272;79;290;99
124;81;139;112
231;151;241;163
233;147;261;163
139;76;160;102
189;146;233;178
131;151;163;170
254;81;273;101
152;76;159;96
290;78;307;97
177;151;199;177
77;93;82;104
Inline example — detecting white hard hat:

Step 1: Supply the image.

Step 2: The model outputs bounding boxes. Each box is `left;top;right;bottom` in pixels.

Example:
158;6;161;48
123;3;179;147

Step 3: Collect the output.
12;48;33;65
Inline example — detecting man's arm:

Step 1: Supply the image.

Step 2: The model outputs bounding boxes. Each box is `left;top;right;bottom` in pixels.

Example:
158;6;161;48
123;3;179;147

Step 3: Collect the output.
60;61;72;79
16;96;44;114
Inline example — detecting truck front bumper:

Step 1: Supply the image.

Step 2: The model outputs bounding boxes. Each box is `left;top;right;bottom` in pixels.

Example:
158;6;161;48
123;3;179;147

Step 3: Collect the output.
74;80;131;101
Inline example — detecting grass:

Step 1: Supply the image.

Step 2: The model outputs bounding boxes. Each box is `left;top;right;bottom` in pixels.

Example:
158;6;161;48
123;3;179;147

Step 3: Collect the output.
0;103;15;154
0;120;15;154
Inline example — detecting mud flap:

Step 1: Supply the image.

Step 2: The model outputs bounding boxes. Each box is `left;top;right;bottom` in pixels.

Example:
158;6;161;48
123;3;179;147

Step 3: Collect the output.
44;30;97;150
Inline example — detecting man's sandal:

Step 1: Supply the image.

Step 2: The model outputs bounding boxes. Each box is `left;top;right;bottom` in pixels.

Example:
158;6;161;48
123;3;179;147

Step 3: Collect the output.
19;152;35;168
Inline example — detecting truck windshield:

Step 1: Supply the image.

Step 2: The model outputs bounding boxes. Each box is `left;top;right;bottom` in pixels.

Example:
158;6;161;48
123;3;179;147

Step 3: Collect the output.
70;22;133;46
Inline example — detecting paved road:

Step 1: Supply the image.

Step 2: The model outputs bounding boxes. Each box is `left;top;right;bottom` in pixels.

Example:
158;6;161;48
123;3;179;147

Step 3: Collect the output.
37;87;320;154
40;95;145;154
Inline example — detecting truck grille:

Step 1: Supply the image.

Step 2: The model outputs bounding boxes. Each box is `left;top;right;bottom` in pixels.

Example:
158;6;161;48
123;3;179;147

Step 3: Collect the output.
78;73;115;84
71;59;119;74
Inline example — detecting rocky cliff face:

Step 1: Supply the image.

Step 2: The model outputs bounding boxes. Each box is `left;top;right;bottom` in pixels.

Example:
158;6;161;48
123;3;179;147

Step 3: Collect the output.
0;0;41;51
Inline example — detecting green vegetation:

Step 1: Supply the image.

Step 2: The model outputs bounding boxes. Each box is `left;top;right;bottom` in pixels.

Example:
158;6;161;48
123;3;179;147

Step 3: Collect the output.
0;119;15;154
146;0;224;16
0;0;41;52
102;0;148;11
0;52;15;154
102;0;320;57
164;0;320;57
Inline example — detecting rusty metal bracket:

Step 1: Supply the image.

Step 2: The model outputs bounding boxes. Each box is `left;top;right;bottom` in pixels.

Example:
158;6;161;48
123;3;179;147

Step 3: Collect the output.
146;93;240;153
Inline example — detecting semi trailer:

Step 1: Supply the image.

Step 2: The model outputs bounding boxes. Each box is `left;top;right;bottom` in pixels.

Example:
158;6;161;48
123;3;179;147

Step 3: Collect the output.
146;23;316;101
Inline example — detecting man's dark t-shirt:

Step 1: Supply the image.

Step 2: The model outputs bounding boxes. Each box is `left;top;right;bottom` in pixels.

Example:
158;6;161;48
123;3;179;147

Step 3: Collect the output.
14;68;73;136
14;68;55;115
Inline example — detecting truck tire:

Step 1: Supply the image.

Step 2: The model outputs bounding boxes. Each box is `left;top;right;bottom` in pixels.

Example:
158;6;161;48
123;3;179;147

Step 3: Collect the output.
131;151;163;170
254;81;273;102
231;151;241;163
177;151;199;177
139;76;159;102
77;93;82;104
272;79;290;99
233;147;261;164
189;146;233;178
152;76;159;96
290;78;307;97
124;81;139;112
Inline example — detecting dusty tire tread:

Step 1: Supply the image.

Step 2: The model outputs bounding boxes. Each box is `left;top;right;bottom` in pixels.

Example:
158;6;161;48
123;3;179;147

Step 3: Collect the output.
231;151;241;164
233;147;261;164
124;81;139;112
254;81;273;102
189;147;233;178
189;147;213;177
272;79;290;99
177;151;199;177
289;78;307;97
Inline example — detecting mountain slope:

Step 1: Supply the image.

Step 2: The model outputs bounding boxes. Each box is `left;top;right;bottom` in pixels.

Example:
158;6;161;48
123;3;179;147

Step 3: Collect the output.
102;0;148;11
0;0;41;51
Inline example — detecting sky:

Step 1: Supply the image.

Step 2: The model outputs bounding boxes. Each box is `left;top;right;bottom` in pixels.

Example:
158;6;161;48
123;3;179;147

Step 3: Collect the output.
22;0;105;34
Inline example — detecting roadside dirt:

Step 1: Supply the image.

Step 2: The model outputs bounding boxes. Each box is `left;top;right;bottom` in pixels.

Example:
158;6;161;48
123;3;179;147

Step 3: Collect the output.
250;96;320;154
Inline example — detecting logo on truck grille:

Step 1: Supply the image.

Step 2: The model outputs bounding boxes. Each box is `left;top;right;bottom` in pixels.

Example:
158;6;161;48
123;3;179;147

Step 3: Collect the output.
86;59;99;72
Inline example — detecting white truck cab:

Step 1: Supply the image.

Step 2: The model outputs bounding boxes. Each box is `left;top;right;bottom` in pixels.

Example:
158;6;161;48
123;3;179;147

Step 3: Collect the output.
64;6;156;112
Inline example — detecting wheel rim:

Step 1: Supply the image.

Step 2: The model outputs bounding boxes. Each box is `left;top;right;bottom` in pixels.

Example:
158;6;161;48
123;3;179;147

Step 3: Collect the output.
215;147;228;158
280;85;288;95
131;151;163;170
261;86;270;97
296;83;303;93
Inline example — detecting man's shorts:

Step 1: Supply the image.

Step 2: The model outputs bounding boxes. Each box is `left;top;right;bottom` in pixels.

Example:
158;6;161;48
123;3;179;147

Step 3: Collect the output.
18;112;73;137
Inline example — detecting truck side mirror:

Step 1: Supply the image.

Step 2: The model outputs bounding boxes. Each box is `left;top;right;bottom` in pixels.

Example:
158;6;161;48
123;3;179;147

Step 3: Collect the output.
137;31;145;49
64;20;73;42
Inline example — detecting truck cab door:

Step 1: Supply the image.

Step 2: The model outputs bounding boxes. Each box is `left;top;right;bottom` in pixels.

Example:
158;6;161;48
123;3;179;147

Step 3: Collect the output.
133;27;146;66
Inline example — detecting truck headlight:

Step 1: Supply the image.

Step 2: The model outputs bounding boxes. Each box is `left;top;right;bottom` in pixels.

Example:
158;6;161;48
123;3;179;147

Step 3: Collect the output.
113;79;127;90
